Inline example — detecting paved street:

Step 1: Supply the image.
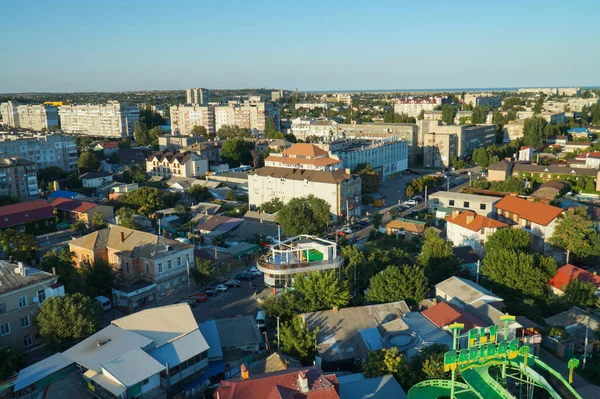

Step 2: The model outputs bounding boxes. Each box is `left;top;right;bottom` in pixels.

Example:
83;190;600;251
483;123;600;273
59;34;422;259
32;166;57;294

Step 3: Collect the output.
191;279;266;323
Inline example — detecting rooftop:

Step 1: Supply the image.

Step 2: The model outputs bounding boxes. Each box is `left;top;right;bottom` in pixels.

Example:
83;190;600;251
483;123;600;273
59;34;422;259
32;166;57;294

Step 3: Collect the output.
435;276;503;306
428;191;502;203
337;374;406;399
50;197;98;213
215;316;262;350
421;301;487;331
196;215;244;234
0;260;57;295
0;199;54;228
488;159;514;172
80;171;112;180
445;210;507;232
265;154;341;167
384;218;427;234
251;166;353;185
550;264;600;292
101;348;164;388
513;162;599;177
495;195;564;226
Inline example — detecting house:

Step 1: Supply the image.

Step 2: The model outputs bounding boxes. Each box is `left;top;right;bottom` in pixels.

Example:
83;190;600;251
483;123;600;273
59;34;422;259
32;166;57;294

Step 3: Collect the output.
246;352;302;375
445;210;508;254
568;127;590;140
68;225;194;312
518;146;534;162
47;189;89;201
80;171;113;188
337;374;407;399
384;218;427;237
117;148;151;164
585;151;600;169
487;159;514;182
215;316;262;370
198;320;225;382
545;306;600;359
0;200;56;234
435;276;503;308
550;264;600;295
192;202;222;216
0;260;64;357
421;301;487;331
196;215;244;244
214;366;340;399
94;141;120;155
546;135;568;145
146;151;209;179
104;182;139;200
50;197;114;226
531;180;567;200
428;191;501;217
14;304;211;398
494;195;564;253
512;162;599;179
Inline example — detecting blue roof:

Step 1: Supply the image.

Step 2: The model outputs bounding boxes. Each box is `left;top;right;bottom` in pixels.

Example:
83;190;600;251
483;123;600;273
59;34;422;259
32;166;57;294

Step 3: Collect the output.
338;374;407;399
199;320;223;359
48;190;79;200
360;328;383;351
568;127;589;133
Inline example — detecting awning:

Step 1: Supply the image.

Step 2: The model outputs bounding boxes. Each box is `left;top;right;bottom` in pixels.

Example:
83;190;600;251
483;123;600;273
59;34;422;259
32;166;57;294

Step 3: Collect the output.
186;360;224;390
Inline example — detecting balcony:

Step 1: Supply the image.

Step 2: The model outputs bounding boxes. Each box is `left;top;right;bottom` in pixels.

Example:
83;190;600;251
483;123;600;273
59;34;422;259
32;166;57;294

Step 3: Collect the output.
257;256;344;275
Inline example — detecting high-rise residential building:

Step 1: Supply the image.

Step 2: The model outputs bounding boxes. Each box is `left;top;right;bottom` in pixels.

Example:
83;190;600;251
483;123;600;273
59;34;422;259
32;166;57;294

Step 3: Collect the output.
186;88;209;105
463;94;501;108
58;101;140;138
214;100;281;134
0;132;77;171
170;105;215;136
394;96;449;117
17;104;59;131
0;157;39;201
0;101;20;127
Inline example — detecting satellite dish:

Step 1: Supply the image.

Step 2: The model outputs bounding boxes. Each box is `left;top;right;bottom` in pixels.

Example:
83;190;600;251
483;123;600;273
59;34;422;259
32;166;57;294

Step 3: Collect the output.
32;296;39;303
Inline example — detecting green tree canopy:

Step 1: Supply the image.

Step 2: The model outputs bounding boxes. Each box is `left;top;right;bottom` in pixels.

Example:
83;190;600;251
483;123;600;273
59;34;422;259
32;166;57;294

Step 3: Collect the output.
522;117;547;149
0;347;23;380
354;163;380;194
220;138;254;167
485;227;532;254
190;258;215;286
0;229;39;261
120;187;165;217
37;293;102;350
294;270;351;312
471;106;490;124
188;184;212;203
442;105;458;125
366;265;429;306
91;211;106;230
218;124;252;139
276;195;331;236
191;125;208;137
563;279;597;309
116;207;141;230
280;316;319;365
147;126;163;146
134;120;149;145
39;248;82;294
363;348;416;388
79;259;116;298
417;228;461;284
261;197;285;213
550;207;600;263
259;290;303;322
77;152;99;173
38;166;67;183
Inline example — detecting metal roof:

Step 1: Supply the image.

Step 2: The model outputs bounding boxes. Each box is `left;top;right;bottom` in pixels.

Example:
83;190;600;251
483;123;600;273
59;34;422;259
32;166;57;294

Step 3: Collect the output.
338;374;407;399
0;261;56;295
14;353;73;391
199;320;223;359
435;276;502;305
101;348;164;388
215;316;262;350
150;329;209;367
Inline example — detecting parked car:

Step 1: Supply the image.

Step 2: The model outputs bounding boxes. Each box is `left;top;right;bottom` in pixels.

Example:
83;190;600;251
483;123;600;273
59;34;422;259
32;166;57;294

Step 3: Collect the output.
247;267;263;276
225;279;241;288
256;310;266;330
411;195;423;202
202;287;217;296
356;220;368;228
335;230;346;237
215;284;228;292
341;227;352;234
235;273;253;281
403;199;417;207
189;293;208;303
176;298;196;308
95;296;112;312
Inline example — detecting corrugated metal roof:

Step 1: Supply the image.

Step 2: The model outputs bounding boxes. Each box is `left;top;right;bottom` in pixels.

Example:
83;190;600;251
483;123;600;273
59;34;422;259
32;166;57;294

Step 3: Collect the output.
338;374;407;399
199;320;223;359
151;329;209;367
101;348;164;388
14;353;73;391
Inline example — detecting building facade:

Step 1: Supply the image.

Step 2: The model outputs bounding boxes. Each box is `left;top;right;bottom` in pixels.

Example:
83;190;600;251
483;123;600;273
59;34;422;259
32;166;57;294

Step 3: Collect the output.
0;102;20;127
264;143;342;171
146;151;209;178
463;94;501;108
58;101;140;138
0;157;39;201
17;105;59;131
445;210;508;255
170;105;215;136
428;192;501;217
214;100;281;134
422;132;458;168
186;88;209;105
0;132;77;171
394;96;448;117
158;134;205;151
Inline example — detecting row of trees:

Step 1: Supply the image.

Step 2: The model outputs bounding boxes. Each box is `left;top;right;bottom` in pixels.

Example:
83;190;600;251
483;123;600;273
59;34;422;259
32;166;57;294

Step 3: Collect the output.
405;175;443;198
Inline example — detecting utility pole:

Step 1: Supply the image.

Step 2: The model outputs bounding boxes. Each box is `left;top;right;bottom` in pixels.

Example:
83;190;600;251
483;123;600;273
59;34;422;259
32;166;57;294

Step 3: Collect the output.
186;258;191;294
346;199;350;225
424;185;428;208
584;312;590;369
277;316;280;352
476;260;480;285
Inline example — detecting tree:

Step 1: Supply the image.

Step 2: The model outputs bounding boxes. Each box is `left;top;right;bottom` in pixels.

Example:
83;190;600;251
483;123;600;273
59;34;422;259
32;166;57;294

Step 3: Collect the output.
37;293;102;350
0;347;22;380
116;207;141;230
191;125;207;137
220;138;254;167
417;109;425;120
225;190;236;201
563;279;597;309
188;184;212;203
77;152;98;173
532;97;544;114
354;163;380;194
415;344;452;381
417;229;460;284
259;290;303;321
366;265;429;306
485;227;532;254
363;348;416;388
190;258;215;286
91;211;106;230
261;198;284;213
471;106;490;124
472;148;490;168
39;248;83;294
79;259;116;298
134;120;149;145
0;229;39;261
264;118;283;139
218;124;251;139
147;126;163;146
293;270;351;312
280;316;319;365
442;105;457;125
372;213;383;229
522;117;547;149
38;166;66;184
66;172;83;188
276;195;331;236
120;187;165;217
550;208;600;263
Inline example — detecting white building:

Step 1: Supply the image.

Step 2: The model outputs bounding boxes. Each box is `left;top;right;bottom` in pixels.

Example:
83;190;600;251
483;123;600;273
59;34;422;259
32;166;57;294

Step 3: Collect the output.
214;100;281;134
428;192;501;217
585;152;600;169
463;94;501;109
58;101;140;138
445;210;508;255
294;103;330;110
518;146;535;162
17;104;59;131
80;171;113;188
0;101;19;127
170;105;215;136
0;132;77;171
394;96;447;117
146;151;209;178
264;143;342;171
186;88;209;105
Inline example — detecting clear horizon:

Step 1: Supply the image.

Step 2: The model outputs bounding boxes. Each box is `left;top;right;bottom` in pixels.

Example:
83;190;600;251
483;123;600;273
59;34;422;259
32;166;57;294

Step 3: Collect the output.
2;0;599;93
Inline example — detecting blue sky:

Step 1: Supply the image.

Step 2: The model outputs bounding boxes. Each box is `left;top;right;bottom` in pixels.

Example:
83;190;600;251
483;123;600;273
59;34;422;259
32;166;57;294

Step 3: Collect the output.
2;0;599;92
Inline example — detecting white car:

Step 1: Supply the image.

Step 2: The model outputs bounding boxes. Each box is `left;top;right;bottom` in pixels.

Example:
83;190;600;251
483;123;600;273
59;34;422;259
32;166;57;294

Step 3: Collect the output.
403;199;417;207
215;284;228;292
341;227;353;234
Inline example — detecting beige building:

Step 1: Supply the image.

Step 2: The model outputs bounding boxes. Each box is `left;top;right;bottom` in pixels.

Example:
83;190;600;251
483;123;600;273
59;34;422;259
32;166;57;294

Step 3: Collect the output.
463;94;501;108
0;132;77;172
428;192;501;217
394;96;446;117
186;88;209;105
58;101;140;138
505;119;525;140
158;134;205;151
264;143;342;171
0;260;64;354
214;100;281;134
146;151;209;178
17;104;59;131
422;132;458;168
170;105;215;136
487;159;514;182
0;101;20;127
0;157;39;201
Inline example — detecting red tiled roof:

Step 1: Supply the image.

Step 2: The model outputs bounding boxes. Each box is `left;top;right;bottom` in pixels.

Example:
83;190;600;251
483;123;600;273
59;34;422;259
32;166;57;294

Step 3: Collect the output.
282;144;329;158
103;141;119;148
422;301;487;331
550;264;600;291
0;200;54;228
445;210;507;232
265;155;341;167
495;195;564;226
520;146;532;150
50;197;98;214
587;152;600;159
214;367;339;399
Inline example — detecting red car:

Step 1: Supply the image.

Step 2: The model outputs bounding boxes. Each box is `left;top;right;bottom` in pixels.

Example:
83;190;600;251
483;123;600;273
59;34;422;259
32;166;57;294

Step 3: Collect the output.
189;293;208;303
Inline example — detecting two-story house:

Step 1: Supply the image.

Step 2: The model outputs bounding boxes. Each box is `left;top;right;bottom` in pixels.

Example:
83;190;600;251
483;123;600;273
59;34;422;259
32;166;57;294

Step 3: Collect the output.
494;195;564;253
146;151;209;179
68;225;194;312
445;210;508;255
80;171;113;188
428;191;501;218
0;260;64;357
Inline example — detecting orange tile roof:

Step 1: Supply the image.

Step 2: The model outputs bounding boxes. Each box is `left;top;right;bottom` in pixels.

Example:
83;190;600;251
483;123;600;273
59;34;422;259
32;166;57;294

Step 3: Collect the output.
422;301;487;331
445;210;507;232
283;143;329;158
265;155;341;167
495;195;564;226
550;264;600;291
50;197;98;214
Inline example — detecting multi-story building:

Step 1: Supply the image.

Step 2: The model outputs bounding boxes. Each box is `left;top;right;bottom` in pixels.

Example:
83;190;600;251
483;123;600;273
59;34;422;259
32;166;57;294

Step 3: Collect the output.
294;102;330;110
158;133;205;151
58;101;140;138
0;132;77;171
394;96;448;117
264;143;342;171
463;94;501;109
146;151;209;178
214;100;281;134
422;131;458;168
170;105;215;136
0;101;20;127
257;235;344;288
69;225;195;311
271;89;285;102
428;192;501;217
0;260;64;355
517;87;581;96
186;87;209;105
445;210;508;255
17;104;59;131
0;157;39;201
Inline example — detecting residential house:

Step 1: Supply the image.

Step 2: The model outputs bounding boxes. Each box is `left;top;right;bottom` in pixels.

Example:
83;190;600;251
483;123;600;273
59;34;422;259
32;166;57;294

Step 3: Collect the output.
546;135;568;145
147;151;209;179
0;200;56;234
428;192;500;217
80;171;113;188
0;260;64;357
585;152;600;169
196;215;244;245
383;218;427;238
50;197;114;227
487;159;514;182
512;162;599;180
422;301;487;332
47;189;89;201
518;146;534;161
117;148;151;164
545;306;600;360
531;181;567;200
445;210;508;255
94;141;120;156
246;352;302;376
568;127;590;140
198;320;225;382
494;195;564;253
68;225;194;312
550;264;600;296
14;304;212;398
435;276;503;309
214;316;262;371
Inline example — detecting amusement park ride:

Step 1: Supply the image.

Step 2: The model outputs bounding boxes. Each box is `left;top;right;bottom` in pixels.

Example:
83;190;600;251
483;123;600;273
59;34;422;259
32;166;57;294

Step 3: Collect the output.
407;315;582;399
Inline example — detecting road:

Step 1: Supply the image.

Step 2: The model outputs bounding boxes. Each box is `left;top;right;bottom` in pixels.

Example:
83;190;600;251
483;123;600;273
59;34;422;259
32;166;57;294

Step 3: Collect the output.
191;279;266;323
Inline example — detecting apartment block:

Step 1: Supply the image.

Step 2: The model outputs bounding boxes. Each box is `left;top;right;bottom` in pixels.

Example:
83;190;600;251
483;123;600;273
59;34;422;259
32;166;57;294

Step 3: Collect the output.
186;87;209;105
0;132;77;171
214;100;280;134
394;96;448;117
0;101;20;127
170;104;215;136
17;104;59;130
418;120;496;159
422;131;458;168
158;134;205;151
58;101;140;138
463;94;501;109
0;157;39;201
146;151;209;178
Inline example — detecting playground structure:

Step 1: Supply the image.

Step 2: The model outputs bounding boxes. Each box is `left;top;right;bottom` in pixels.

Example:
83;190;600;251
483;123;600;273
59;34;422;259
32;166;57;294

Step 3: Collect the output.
408;315;583;399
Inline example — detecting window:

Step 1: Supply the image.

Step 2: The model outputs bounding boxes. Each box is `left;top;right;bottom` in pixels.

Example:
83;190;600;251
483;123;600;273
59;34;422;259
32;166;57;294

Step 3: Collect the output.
142;378;149;385
18;296;27;308
125;261;130;273
21;316;30;328
1;323;10;336
480;204;486;210
37;290;46;304
145;262;149;274
0;303;5;315
177;257;182;267
23;335;33;348
463;201;470;208
449;200;455;206
158;263;163;273
168;260;172;270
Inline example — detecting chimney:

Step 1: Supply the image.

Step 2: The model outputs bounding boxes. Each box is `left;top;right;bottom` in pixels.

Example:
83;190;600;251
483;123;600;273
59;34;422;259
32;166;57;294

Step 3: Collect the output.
298;372;309;393
345;168;351;175
332;306;338;313
466;214;475;225
15;261;26;277
52;267;56;276
240;364;249;379
120;232;125;243
9;256;13;263
451;209;460;219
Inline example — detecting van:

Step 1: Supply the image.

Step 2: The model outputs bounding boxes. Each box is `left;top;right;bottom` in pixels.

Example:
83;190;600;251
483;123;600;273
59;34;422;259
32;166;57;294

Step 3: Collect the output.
95;296;112;312
256;310;266;330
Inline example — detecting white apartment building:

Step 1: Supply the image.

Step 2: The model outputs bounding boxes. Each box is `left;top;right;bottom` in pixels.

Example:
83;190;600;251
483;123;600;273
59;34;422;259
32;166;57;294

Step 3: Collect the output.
445;210;508;255
186;88;209;105
264;143;342;171
394;96;447;117
463;94;501;108
294;103;330;110
58;101;140;138
17;105;59;131
0;132;77;171
146;151;209;178
517;87;581;96
0;101;20;127
428;192;500;217
290;117;312;138
170;105;215;136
